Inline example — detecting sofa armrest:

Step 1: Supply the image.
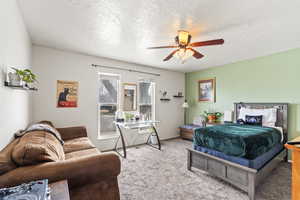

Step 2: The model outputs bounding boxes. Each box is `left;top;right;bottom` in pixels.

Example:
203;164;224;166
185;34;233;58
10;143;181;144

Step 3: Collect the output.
57;126;88;140
0;152;120;188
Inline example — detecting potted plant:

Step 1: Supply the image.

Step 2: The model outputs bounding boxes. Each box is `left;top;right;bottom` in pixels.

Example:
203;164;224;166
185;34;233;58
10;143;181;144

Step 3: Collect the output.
204;111;223;123
12;68;37;87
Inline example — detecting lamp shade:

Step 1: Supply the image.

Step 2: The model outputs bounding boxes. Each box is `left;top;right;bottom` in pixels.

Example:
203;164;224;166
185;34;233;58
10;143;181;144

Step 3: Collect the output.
182;101;189;108
178;30;190;45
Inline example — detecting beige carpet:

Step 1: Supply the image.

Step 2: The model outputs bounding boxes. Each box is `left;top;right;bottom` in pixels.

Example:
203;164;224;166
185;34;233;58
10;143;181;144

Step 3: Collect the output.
118;138;291;200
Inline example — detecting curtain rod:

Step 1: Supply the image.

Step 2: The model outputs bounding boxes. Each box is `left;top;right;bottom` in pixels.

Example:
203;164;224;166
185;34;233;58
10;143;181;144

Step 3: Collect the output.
91;64;160;77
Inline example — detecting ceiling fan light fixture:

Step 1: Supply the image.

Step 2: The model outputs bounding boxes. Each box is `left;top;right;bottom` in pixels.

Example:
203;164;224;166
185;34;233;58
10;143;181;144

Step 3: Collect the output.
147;30;224;63
174;48;194;62
178;30;190;45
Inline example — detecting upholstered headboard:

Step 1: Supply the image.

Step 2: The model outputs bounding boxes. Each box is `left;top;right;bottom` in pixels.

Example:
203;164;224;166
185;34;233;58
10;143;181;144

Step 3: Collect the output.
234;102;289;142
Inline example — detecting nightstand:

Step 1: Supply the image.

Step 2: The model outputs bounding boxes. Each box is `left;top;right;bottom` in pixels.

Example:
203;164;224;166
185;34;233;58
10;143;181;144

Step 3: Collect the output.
179;124;202;140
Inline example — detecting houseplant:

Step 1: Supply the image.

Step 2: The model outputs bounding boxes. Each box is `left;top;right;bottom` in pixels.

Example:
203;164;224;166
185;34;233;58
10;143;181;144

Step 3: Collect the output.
12;68;37;86
204;111;223;123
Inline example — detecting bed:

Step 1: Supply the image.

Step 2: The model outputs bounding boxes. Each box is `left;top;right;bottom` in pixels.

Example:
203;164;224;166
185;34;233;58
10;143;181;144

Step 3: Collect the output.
187;103;288;200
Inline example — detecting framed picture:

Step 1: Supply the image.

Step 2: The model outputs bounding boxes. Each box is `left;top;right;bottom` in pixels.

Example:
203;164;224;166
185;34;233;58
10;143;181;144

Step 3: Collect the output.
57;80;78;108
198;78;215;102
123;83;137;111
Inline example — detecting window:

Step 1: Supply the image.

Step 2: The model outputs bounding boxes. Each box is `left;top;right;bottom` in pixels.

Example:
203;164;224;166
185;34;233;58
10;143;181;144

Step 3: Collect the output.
139;81;155;120
98;73;120;134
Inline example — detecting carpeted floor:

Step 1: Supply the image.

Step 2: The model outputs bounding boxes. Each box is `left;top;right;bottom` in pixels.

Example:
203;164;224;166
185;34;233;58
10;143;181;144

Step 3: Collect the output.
118;138;291;200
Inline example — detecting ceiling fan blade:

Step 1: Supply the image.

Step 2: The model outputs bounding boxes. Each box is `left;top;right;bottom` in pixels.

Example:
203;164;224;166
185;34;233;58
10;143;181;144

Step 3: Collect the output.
189;49;204;59
147;45;178;49
190;39;224;47
163;49;179;61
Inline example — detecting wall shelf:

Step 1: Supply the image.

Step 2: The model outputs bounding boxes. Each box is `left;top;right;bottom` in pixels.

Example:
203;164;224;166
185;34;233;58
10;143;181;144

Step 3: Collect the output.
173;95;184;98
4;82;38;91
160;98;171;101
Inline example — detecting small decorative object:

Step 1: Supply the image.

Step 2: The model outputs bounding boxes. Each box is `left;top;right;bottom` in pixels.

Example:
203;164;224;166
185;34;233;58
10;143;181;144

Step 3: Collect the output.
124;112;135;121
57;80;78;108
203;111;223;123
135;113;140;121
160;90;171;101
115;110;125;122
193;115;206;127
173;92;184;98
8;72;21;86
198;78;216;102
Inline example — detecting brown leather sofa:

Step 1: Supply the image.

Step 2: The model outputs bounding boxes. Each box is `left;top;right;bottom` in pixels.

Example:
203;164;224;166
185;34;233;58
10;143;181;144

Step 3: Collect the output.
0;126;121;200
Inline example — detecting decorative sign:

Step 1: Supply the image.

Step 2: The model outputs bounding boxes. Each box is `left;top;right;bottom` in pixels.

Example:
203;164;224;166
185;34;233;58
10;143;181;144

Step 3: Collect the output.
57;80;78;108
198;78;215;102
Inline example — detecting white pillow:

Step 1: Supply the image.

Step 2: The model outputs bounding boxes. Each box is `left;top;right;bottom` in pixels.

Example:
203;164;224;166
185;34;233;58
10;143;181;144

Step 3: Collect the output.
238;107;277;127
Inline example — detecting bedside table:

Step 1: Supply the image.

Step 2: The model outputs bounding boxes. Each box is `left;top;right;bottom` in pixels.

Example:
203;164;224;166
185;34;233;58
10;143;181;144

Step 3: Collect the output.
179;124;202;140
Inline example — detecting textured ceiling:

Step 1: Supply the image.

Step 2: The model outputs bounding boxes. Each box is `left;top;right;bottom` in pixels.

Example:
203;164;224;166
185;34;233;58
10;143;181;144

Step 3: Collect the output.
18;0;300;72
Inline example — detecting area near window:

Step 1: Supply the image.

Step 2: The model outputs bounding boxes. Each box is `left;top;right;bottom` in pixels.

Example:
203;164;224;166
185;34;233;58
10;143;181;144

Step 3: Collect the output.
138;81;155;121
98;74;156;138
98;73;120;137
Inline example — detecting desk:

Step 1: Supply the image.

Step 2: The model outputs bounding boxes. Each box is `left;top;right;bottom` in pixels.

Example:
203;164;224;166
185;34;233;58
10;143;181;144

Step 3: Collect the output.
114;120;161;158
285;136;300;200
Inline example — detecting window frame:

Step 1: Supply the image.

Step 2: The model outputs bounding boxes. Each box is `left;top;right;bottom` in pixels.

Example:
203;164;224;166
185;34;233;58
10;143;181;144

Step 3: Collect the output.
138;81;156;121
98;72;121;137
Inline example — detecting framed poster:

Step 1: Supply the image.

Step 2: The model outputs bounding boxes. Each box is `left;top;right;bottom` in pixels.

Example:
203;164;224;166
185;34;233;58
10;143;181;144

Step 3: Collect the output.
123;83;137;111
198;78;215;102
57;80;78;108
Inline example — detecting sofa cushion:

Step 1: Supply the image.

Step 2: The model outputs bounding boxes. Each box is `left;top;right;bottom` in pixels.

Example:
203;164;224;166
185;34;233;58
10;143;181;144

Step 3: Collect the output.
63;137;95;153
12;131;65;166
0;138;20;175
65;148;100;160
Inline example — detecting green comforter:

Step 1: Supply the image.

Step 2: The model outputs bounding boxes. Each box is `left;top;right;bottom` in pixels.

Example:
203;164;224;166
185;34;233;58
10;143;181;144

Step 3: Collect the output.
193;124;282;159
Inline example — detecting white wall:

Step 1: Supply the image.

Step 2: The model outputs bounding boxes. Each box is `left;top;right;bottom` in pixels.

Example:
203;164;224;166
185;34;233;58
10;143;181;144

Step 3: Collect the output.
0;0;32;150
32;46;185;150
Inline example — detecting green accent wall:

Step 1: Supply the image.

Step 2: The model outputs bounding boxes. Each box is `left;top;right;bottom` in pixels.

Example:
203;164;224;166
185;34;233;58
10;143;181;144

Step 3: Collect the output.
186;48;300;145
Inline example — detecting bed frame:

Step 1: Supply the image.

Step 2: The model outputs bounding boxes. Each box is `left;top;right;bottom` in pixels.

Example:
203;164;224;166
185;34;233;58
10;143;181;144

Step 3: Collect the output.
187;102;288;200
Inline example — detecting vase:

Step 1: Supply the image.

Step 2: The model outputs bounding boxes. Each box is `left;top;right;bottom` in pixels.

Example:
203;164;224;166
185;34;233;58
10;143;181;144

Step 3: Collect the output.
207;114;216;123
8;72;21;86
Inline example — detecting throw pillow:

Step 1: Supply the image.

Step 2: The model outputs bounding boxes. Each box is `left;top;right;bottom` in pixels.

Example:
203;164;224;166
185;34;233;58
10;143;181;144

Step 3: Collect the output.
245;115;263;126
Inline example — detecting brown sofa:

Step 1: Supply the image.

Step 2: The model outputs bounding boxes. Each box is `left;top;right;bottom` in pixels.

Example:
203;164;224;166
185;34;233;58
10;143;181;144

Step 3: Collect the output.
0;126;121;200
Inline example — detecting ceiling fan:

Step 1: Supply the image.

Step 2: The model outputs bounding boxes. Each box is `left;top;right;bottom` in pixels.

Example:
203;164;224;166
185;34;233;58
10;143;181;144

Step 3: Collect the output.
147;30;224;63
